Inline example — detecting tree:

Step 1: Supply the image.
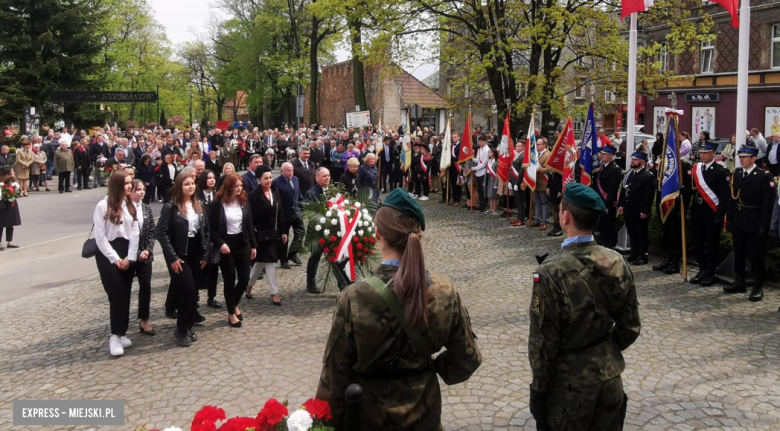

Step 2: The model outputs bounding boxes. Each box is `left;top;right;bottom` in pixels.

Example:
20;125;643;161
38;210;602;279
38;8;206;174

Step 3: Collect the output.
0;0;110;128
159;108;167;129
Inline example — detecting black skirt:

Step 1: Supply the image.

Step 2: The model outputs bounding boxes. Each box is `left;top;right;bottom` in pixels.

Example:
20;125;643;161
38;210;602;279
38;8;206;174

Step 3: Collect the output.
0;201;21;228
254;238;281;263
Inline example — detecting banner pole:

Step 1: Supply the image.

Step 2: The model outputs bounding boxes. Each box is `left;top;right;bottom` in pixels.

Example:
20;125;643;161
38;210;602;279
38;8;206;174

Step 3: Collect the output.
675;114;688;282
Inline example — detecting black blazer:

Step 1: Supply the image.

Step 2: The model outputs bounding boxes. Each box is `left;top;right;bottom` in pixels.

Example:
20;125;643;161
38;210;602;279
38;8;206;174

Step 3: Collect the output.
595;161;622;207
690;162;730;222
292;158;317;194
249;186;282;233
304;183;325;203
154;202;210;264
617;168;656;217
205;158;221;175
137;202;156;263
273;175;301;223
208;198;257;249
158;163;176;190
728;166;775;233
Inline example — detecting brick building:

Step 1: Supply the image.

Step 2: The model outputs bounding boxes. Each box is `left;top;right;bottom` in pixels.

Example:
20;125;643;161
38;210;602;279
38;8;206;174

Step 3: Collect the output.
643;0;780;139
304;61;447;132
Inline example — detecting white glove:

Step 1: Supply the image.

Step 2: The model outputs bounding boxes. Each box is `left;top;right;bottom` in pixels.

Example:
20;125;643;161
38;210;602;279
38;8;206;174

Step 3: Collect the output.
513;184;518;191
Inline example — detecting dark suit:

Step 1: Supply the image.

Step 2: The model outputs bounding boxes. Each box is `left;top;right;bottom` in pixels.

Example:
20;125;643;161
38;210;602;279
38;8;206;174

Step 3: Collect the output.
304;184;326;287
511;152;527;219
310;147;323;166
594;161;622;248
380;141;395;191
765;141;780;176
728;165;776;285
0;153;14;169
691;161;730;277
618;167;657;260
447;141;462;203
292;158;317;194
158;162;176;203
205;158;221;175
274;175;303;264
242;171;259;193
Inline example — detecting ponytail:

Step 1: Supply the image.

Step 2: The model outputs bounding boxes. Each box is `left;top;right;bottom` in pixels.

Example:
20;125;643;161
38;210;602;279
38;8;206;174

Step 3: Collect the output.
375;207;429;328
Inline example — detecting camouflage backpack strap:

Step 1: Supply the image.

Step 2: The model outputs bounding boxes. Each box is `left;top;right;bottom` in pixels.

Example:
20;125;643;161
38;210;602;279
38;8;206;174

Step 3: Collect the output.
560;256;610;314
365;276;433;358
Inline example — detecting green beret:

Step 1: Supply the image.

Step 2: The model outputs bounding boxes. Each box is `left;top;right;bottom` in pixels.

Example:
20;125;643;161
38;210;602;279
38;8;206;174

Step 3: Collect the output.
563;183;607;214
382;189;426;231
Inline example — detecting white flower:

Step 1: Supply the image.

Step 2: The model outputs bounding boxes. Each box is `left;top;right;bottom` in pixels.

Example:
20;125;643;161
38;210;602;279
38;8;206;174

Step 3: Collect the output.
314;225;322;231
326;210;332;217
0;182;4;187
11;182;19;188
355;202;362;208
162;427;183;431
286;409;313;431
331;219;338;225
319;217;326;224
344;199;350;205
358;230;364;236
323;229;330;236
337;231;343;237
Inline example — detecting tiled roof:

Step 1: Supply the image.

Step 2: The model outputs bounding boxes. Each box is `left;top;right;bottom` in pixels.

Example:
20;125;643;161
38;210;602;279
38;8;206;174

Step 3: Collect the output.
225;91;247;108
393;70;446;109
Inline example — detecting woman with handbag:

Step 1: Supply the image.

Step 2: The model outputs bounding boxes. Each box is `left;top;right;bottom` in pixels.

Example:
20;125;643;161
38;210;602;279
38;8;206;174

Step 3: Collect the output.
210;173;257;327
30;143;48;192
315;189;482;429
93;171;140;356
154;172;210;347
0;167;22;250
196;170;222;309
247;164;287;304
129;179;156;336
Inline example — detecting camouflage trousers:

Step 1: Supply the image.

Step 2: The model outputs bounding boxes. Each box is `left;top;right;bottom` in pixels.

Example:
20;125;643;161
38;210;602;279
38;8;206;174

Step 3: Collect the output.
544;375;627;431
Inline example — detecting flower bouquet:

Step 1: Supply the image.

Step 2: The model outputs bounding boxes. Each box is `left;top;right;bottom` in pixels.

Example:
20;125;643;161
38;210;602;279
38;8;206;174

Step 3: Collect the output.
0;181;21;207
101;163;125;179
300;183;380;291
136;398;334;431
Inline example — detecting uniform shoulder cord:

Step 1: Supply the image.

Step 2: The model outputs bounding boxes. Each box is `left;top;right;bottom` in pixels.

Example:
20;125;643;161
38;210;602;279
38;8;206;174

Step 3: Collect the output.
730;172;741;202
690;162;698;191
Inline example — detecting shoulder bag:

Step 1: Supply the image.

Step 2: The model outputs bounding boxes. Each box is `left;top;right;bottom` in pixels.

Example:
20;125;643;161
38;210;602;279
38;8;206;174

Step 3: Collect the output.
81;224;97;259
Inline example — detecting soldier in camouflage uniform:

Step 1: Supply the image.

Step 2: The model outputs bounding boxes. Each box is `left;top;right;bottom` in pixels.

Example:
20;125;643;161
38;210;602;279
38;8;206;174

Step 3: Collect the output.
317;188;482;430
528;183;641;431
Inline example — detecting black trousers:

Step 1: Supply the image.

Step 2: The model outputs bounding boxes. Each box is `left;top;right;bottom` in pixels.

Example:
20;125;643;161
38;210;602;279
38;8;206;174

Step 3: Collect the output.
130;261;153;320
657;198;682;264
624;215;649;257
76;168;89;189
219;234;252;315
166;236;204;334
413;177;429;197
280;217;305;264
200;263;219;300
693;215;721;275
599;208;618;248
0;227;13;242
733;229;766;284
447;168;462;203
95;238;134;336
306;247;349;287
58;171;71;192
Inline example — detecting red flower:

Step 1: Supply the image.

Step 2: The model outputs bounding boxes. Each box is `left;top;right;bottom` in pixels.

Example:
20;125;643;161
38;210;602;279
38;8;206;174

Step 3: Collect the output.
330;236;337;242
255;399;288;431
192;405;226;431
352;237;359;243
363;237;368;242
323;247;330;253
360;257;366;262
368;250;374;255
217;416;257;431
328;256;336;263
356;252;362;258
319;238;326;245
356;243;363;250
301;398;332;421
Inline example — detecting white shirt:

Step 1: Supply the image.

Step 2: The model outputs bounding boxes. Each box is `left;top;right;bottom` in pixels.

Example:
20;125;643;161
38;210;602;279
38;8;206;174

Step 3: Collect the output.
704;160;715;170
223;201;243;235
203;190;214;203
134;201;144;228
93;198;140;263
167;163;175;180
742;164;756;177
473;145;489;177
185;202;200;237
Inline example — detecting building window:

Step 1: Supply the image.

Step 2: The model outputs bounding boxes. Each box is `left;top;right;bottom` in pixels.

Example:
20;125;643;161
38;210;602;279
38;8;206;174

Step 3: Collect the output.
573;119;584;134
773;24;780;68
659;43;668;72
575;84;584;99
700;40;714;73
605;88;616;103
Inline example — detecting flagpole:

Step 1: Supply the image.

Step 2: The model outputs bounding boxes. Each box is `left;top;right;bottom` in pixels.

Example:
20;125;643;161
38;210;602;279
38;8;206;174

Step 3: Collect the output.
675;113;688;282
378;109;382;191
504;102;511;216
469;107;474;213
735;1;750;153
626;12;638;159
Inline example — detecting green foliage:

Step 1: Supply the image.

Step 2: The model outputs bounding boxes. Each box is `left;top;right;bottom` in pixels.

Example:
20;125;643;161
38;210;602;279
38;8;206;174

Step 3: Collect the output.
159;108;167;129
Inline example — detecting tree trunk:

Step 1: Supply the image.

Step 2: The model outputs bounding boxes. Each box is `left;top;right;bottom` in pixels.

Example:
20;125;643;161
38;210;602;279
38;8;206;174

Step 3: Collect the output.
216;97;225;121
308;15;321;125
350;20;367;110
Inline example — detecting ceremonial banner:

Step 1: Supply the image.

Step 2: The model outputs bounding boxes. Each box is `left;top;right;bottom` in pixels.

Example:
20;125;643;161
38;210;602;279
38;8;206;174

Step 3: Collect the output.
621;0;654;20
458;114;474;163
579;104;599;187
522;114;537;190
440;119;452;174
659;112;681;223
401;135;411;171
375;116;384;155
545;117;574;175
497;113;514;183
563;147;578;190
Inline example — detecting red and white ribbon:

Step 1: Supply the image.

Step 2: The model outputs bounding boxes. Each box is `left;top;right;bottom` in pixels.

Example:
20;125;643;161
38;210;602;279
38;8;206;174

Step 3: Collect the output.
692;162;719;212
326;193;363;281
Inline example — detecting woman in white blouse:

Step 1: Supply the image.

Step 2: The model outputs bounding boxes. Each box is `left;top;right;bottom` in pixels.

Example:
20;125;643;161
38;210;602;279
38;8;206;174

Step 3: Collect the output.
93;171;140;356
155;172;211;347
209;173;256;327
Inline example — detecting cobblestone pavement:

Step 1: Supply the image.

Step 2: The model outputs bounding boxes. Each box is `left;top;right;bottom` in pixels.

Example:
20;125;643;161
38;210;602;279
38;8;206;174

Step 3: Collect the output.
3;197;780;430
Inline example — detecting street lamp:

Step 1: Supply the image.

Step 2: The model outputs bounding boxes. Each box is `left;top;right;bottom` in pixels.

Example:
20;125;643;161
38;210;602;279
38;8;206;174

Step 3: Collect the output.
189;86;193;127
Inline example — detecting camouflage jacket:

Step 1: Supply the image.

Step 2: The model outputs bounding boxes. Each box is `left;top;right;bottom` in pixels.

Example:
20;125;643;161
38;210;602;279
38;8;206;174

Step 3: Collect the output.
316;264;482;430
528;242;641;393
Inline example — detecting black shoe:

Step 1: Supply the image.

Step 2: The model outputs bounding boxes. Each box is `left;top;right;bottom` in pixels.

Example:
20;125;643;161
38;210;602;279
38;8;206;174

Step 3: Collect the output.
749;285;764;302
165;310;178;319
236;313;243;321
631;255;648;266
280;263;292;269
174;330;192;347
59;190;64;194
652;259;671;271
207;298;222;309
626;253;639;264
65;189;72;193
77;187;82;190
228;318;242;328
699;274;717;287
245;293;254;299
307;283;322;294
552;229;563;237
291;256;302;266
83;186;91;190
663;265;680;275
188;330;198;342
723;279;747;294
438;200;446;204
689;272;705;285
139;323;156;336
193;313;206;325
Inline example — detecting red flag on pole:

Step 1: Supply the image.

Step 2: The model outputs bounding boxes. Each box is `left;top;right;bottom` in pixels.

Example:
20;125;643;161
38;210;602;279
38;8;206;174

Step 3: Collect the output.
711;0;739;28
620;0;654;20
497;113;514;183
545;117;574;175
458;114;473;163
